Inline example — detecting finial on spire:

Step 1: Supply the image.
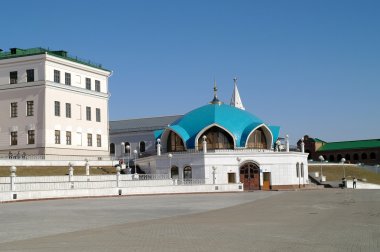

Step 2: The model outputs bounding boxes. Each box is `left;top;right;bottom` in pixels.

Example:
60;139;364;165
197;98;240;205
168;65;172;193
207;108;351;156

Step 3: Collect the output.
210;79;223;105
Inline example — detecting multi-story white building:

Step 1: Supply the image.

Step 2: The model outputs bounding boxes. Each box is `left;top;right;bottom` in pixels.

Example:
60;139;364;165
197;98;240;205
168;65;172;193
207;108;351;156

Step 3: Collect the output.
0;48;112;158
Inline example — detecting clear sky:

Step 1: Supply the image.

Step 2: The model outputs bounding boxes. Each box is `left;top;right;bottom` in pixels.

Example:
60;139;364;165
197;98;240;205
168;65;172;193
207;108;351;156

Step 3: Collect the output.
1;0;379;144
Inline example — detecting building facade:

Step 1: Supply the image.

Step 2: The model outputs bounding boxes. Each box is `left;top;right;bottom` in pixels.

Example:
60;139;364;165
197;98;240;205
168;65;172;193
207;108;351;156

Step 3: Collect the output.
0;48;111;158
299;135;380;165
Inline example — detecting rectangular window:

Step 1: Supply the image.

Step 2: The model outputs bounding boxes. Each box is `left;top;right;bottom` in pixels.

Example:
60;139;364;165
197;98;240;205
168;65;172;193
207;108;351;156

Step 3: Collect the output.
95;80;100;92
54;101;60;116
26;69;34;82
96;108;101;122
11;102;17;118
97;134;101;147
55;130;60;144
66;103;71;118
86;106;91;121
10;71;17;84
28;130;35;144
11;131;18;145
27;101;34;116
54;70;60;83
66;131;72;145
65;72;71;85
87;133;92;146
85;78;91;90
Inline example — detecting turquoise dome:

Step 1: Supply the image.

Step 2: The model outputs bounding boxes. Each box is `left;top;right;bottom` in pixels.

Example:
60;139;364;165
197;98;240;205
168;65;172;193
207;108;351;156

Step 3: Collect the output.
165;103;280;149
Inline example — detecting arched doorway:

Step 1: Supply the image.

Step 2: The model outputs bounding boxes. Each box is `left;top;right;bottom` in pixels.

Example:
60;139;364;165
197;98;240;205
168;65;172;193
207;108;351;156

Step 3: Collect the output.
239;162;260;190
183;166;192;180
171;166;179;179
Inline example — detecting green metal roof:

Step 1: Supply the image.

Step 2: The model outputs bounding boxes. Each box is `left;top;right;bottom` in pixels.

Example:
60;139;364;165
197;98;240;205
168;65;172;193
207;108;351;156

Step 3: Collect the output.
0;47;109;71
314;138;326;143
318;139;380;152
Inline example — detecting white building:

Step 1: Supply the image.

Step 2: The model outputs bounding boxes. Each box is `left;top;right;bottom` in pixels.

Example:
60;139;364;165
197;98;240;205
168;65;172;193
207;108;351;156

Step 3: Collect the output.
0;47;112;158
112;80;309;190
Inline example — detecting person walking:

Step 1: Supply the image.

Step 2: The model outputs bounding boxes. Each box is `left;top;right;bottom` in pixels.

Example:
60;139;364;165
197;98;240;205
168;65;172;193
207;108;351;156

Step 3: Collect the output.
353;177;357;189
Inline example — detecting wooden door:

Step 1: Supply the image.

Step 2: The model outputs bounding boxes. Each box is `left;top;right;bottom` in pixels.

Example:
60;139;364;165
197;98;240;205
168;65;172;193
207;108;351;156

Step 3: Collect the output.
240;163;260;190
262;172;271;190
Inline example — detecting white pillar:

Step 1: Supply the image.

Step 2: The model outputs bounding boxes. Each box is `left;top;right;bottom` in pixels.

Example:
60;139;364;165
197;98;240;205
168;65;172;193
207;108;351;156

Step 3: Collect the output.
286;134;290;152
202;135;207;153
301;137;305;153
68;163;74;182
157;138;161;156
212;166;217;184
116;165;121;187
236;157;241;184
10;166;16;191
85;159;90;176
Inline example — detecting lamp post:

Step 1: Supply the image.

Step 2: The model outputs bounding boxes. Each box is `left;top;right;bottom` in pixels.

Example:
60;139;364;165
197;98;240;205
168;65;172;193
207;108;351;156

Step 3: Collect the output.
126;144;130;172
341;158;346;178
121;142;125;163
133;149;138;176
168;153;173;179
319;155;324;182
212;166;217;184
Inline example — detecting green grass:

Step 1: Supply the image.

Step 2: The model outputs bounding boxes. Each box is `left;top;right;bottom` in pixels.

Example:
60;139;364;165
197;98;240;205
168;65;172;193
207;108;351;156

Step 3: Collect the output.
0;166;116;177
309;165;380;184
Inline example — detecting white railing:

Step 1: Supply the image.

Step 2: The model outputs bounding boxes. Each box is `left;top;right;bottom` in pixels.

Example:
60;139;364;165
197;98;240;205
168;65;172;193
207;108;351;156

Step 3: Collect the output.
0;154;117;161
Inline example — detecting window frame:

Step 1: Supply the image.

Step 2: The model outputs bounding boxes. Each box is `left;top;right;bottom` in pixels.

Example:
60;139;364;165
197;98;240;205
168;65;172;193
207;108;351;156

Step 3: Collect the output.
65;72;71;85
55;130;61;144
86;106;91;121
97;134;101;147
95;80;100;92
28;130;35;144
96;108;101;122
11;131;18;145
27;101;34;116
66;103;71;118
54;101;60;116
10;71;17;84
87;133;92;146
54;70;60;83
11;102;18;118
66;131;72;145
85;78;91;90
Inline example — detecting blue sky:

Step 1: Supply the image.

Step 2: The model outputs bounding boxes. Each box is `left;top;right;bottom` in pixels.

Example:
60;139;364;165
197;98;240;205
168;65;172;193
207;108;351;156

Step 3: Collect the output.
1;0;379;143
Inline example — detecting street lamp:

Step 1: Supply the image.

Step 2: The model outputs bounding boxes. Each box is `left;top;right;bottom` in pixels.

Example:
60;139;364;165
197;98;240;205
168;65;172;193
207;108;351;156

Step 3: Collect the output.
133;149;138;175
126;144;131;171
341;158;346;178
318;155;324;182
168;153;173;178
121;142;125;164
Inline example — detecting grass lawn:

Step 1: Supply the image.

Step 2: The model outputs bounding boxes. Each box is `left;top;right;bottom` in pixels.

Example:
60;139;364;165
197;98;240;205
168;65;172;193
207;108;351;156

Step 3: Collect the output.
308;165;380;185
0;166;116;177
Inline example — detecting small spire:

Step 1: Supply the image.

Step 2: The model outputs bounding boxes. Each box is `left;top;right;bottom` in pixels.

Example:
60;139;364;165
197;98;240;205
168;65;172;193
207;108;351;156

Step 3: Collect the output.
230;77;245;110
210;79;223;105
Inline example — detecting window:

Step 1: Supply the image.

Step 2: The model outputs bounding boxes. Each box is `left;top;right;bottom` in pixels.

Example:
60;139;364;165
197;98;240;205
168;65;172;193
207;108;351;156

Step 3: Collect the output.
110;143;115;154
66;103;71;118
197;126;234;150
370;152;376;159
97;134;101;147
96;108;101;122
167;131;185;152
10;71;17;84
54;70;60;83
139;141;146;152
296;163;300;178
54;101;60;116
86;78;91;90
95;80;100;92
66;131;72;145
28;130;35;144
65;73;71;85
55;130;60;144
247;128;267;149
26;69;34;82
87;133;92;146
11;131;18;145
86;106;91;121
11;102;17;118
301;163;304;177
361;153;367;160
27;101;34;116
125;142;130;153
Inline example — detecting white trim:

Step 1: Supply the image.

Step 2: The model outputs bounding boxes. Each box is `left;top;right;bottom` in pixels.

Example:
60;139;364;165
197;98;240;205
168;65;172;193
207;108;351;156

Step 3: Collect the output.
194;123;236;151
244;124;273;150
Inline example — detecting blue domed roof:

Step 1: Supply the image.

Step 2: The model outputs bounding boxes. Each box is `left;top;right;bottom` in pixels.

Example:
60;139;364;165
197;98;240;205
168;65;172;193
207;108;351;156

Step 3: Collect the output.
166;103;280;149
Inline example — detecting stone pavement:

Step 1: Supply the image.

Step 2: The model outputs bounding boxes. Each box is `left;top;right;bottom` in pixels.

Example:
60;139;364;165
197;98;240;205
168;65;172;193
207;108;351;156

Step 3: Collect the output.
0;190;379;252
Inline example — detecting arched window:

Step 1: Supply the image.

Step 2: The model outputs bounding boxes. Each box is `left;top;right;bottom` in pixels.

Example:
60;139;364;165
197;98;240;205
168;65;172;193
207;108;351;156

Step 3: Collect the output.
329;155;335;162
301;163;304;177
337;154;342;161
125;142;130;154
171;166;179;179
197;126;234;150
139;141;145;153
353;153;359;161
110;143;115;154
184;166;192;180
247;128;267;149
370;152;376;159
167;131;185;152
296;163;300;178
345;154;351;161
361;153;367;160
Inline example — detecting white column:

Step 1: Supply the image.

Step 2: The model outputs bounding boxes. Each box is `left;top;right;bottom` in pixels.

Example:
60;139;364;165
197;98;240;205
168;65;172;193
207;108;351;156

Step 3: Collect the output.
10;166;16;191
202;135;207;153
301;137;305;153
286;134;290;152
236;157;241;183
116;166;121;187
85;159;90;176
157;138;161;156
68;162;74;182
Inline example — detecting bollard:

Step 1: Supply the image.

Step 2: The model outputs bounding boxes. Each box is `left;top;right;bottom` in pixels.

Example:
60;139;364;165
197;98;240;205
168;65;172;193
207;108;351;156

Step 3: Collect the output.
10;166;17;191
116;165;121;187
85;159;90;176
202;135;207;153
68;162;74;182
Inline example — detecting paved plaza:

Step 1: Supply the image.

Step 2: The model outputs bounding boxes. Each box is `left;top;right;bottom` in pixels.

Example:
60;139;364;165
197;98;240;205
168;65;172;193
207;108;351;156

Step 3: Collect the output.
0;190;379;251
